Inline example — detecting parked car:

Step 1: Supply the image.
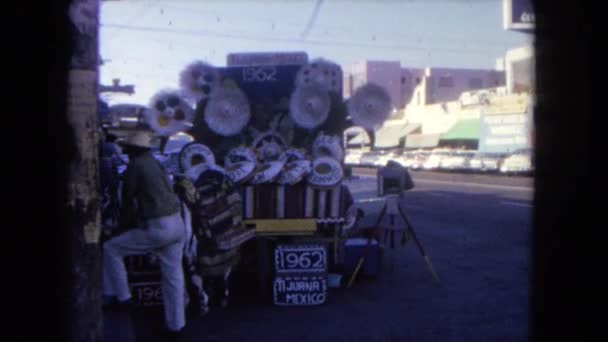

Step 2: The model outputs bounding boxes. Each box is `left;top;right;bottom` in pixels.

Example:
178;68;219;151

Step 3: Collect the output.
409;150;432;170
422;149;452;170
468;152;507;173
372;151;401;168
345;149;364;165
500;148;534;175
359;151;384;167
396;151;417;168
439;150;476;172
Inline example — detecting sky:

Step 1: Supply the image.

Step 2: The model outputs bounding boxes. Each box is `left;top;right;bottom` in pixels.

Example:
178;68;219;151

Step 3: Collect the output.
100;0;533;105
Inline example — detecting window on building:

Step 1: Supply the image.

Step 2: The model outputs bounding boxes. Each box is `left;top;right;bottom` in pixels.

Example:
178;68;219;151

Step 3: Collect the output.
401;77;407;84
415;77;421;84
468;78;483;89
438;76;454;88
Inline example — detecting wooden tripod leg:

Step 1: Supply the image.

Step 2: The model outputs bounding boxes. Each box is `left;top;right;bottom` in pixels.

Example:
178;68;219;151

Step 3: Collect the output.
347;203;386;288
397;204;440;283
346;235;373;288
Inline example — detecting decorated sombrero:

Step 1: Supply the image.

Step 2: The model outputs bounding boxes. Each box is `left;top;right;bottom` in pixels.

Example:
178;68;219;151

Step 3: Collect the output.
277;159;312;186
179;60;220;103
249;160;285;184
225;146;257;167
204;87;251;136
312;133;344;161
178;142;216;173
145;90;195;136
278;148;308;164
224;161;257;185
185;163;226;183
347;83;392;130
289;82;330;130
295;58;342;94
307;156;344;189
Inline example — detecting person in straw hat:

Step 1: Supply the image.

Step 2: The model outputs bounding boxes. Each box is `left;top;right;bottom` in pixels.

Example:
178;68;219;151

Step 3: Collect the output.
102;130;187;339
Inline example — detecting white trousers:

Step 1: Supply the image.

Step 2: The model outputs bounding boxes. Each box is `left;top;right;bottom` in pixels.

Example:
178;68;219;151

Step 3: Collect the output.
103;212;186;331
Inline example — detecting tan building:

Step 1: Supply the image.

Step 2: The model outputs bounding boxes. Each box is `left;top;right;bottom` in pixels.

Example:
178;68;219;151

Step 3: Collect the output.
343;61;505;112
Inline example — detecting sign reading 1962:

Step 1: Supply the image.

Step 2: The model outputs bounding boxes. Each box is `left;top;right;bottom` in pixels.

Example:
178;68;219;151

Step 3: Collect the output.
242;66;278;82
274;245;327;273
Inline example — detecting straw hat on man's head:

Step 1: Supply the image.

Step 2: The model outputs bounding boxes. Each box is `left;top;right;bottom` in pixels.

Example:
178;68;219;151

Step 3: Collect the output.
118;131;157;149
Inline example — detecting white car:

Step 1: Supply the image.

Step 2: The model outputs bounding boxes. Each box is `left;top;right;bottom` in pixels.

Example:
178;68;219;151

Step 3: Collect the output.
439;150;476;172
410;150;432;170
500;149;534;174
345;150;364;165
468;152;506;173
422;149;452;170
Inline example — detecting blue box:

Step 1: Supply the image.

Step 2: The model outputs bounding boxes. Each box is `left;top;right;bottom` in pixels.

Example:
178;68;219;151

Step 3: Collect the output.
343;238;381;277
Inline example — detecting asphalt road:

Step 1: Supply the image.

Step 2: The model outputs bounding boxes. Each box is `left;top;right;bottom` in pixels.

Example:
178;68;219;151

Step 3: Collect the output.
109;170;533;342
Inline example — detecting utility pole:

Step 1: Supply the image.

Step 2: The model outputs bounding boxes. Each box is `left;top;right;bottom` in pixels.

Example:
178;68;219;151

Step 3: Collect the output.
67;0;103;341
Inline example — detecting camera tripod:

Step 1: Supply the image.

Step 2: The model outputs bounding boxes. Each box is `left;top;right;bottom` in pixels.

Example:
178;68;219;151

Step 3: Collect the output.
346;194;440;288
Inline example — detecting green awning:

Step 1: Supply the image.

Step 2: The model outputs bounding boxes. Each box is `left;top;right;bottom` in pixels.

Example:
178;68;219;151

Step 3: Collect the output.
440;119;480;140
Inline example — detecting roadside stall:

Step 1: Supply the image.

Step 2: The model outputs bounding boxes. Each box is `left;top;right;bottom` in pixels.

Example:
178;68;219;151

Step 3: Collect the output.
102;52;396;310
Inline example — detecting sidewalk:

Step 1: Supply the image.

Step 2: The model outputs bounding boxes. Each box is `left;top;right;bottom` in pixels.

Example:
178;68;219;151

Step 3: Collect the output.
103;311;136;342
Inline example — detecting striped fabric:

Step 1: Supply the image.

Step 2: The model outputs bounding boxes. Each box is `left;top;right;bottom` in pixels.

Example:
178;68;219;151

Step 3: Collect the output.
241;183;353;223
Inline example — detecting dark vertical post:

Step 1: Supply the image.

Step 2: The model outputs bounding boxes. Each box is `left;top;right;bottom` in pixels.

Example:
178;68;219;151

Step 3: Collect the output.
67;0;103;341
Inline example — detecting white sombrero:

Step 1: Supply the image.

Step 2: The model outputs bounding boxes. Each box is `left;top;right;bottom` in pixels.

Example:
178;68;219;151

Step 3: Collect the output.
278;148;308;164
289;82;330;130
204;87;251;136
347;83;392;130
295;58;342;94
145;90;195;136
179;60;220;102
307;156;344;189
178;142;216;173
312;133;344;161
249;160;285;184
277;159;312;186
225;146;258;167
225;161;257;185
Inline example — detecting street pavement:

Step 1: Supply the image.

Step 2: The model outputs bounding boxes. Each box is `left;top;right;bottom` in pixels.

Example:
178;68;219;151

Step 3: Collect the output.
104;169;532;341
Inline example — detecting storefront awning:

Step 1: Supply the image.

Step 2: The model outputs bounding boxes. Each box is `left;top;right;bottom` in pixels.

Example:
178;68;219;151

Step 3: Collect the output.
404;133;441;149
374;123;421;148
347;132;371;145
440;119;480;140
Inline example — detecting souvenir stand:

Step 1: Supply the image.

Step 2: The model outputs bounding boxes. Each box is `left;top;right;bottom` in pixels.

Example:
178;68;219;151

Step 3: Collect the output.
106;52;394;308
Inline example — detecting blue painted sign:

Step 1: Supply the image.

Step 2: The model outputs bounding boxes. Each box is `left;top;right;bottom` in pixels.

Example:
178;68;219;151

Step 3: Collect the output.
503;0;534;32
478;110;532;154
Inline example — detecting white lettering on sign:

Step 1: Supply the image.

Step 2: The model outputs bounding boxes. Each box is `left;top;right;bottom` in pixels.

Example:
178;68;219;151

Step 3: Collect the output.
520;12;535;23
131;282;163;306
273;276;328;306
242;66;278;82
489;125;524;136
227;52;308;66
486;137;515;146
285;293;326;305
275;245;327;273
483;114;526;125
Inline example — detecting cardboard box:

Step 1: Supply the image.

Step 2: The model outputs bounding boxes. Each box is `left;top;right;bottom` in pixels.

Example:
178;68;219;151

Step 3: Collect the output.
343;238;381;277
